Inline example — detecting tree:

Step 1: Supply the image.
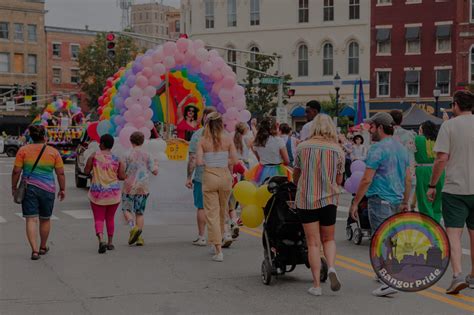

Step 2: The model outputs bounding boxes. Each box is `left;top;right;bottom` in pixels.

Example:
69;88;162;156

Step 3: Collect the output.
78;32;140;109
243;54;292;120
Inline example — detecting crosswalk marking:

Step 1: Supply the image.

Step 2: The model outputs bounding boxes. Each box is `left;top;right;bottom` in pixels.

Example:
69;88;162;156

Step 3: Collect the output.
15;213;59;220
62;210;92;219
0;216;6;223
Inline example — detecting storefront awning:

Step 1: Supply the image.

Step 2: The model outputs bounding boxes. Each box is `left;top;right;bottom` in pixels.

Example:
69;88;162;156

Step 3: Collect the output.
290;106;305;117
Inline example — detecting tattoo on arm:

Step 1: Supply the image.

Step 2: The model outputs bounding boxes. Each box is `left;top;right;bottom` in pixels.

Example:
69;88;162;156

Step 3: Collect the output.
187;153;196;179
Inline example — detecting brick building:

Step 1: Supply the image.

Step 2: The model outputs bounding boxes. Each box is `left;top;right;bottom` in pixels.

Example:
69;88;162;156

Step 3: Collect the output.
45;26;97;108
369;0;455;116
455;0;474;87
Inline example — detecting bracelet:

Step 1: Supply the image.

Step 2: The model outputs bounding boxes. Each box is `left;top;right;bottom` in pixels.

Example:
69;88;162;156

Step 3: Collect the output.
428;184;436;189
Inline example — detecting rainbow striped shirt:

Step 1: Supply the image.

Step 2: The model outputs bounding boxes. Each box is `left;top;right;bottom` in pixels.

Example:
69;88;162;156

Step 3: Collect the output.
294;138;345;210
14;144;64;193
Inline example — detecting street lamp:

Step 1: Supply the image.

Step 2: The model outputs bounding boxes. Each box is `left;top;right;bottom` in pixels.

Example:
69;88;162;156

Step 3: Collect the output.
333;72;342;126
433;84;441;117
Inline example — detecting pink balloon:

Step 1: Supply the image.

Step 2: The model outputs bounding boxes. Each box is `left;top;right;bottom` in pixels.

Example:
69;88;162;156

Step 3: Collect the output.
218;88;233;103
201;61;214;76
232;85;245;99
208;49;220;59
163;42;177;56
144;86;156;98
124;110;133;122
193;39;205;50
184;48;195;60
239;110;251;122
175;52;185;65
145;120;154;129
226;107;239;119
210;70;224;82
233;97;246;110
119;126;137;148
152;64;166;76
130;104;142;117
144;108;153;120
124;97;135;108
134;116;145;127
225;119;238;132
212;80;224;94
139;127;151;139
142;56;153;67
139;96;152;108
130;86;144;98
152;50;164;63
222;66;236;77
196;48;209;62
149;75;162;86
136;75;149;89
141;67;153;78
163;56;175;69
222;76;236;89
176;38;190;52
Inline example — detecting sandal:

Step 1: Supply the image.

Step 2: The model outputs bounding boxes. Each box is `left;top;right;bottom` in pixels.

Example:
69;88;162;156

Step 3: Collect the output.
98;242;107;254
31;251;40;260
39;246;49;255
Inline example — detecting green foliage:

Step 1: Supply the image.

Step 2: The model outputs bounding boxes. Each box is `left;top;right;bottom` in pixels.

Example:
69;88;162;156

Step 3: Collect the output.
243;54;292;120
28;103;42;118
78;32;139;109
320;94;338;117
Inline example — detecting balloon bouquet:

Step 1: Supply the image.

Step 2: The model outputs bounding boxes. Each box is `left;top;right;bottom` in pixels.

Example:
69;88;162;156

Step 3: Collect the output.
232;181;273;228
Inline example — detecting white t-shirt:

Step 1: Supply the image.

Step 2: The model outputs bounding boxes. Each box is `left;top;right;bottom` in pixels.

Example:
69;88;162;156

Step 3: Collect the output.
300;120;313;141
434;114;474;195
254;136;285;165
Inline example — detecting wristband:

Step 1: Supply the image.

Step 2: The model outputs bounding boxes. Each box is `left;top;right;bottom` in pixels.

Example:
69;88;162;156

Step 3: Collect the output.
428;184;436;189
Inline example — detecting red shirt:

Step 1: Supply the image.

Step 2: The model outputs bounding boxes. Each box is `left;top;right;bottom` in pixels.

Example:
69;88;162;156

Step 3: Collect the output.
177;120;198;141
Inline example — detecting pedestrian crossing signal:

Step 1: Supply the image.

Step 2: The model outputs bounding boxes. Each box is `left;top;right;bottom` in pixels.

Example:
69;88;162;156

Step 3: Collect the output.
106;33;116;60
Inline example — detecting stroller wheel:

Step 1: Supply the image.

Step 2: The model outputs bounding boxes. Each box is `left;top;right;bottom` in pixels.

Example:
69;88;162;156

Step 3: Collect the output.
346;226;353;241
353;228;363;245
320;257;328;283
261;259;272;285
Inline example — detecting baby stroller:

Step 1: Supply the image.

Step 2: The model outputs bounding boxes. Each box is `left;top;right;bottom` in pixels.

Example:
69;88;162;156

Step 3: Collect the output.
346;196;371;245
261;176;328;285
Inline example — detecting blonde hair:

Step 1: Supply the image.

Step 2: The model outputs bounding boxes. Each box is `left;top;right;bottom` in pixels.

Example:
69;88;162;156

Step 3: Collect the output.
234;122;248;155
309;114;338;142
203;112;224;150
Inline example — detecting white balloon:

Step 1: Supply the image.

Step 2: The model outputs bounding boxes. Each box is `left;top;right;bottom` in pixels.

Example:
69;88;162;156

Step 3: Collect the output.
157;152;168;161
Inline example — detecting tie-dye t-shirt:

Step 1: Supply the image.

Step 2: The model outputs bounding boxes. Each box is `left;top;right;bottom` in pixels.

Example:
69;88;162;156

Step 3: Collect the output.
88;151;121;205
123;147;157;195
14;144;63;193
366;137;410;205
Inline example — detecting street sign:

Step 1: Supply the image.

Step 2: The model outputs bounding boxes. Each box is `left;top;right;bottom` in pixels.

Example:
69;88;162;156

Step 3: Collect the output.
276;106;288;124
252;78;260;84
261;77;281;85
6;101;15;111
24;95;32;105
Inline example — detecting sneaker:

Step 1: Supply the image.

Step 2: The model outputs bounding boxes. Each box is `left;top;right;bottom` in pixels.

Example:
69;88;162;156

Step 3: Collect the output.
231;224;240;239
128;227;142;245
98;242;107;254
328;269;341;292
372;285;398;297
192;236;206;246
466;275;474;289
222;234;233;248
446;275;468;294
308;287;322;296
212;252;224;262
136;236;144;246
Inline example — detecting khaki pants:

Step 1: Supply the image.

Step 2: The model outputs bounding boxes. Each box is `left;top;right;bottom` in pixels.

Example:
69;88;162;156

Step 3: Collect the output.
202;167;232;245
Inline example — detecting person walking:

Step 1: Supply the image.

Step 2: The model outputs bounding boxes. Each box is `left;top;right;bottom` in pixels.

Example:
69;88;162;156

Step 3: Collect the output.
245;117;291;186
349;112;411;297
186;106;217;246
196;112;237;262
11;125;65;260
122;131;158;246
279;123;298;167
414;121;444;223
84;134;126;254
427;90;474;294
350;135;367;161
300;100;321;141
293;114;344;296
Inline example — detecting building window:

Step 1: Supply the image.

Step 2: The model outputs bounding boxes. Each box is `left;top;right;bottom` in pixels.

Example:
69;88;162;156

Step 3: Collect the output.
471;0;474;23
323;43;333;76
348;42;359;75
405;70;420;97
27;24;37;42
299;0;309;23
298;44;308;77
205;0;215;29
227;47;237;72
349;0;360;20
376;28;391;54
0;53;9;72
323;0;334;22
14;23;23;41
52;43;61;58
471;47;474;82
175;20;180;32
71;69;80;84
249;46;259;64
436;69;450;95
250;0;260;26
377;71;390;97
13;53;24;73
27;54;37;74
228;0;237;27
436;24;451;53
70;44;80;60
406;27;420;54
155;12;158;20
139;13;143;20
377;0;391;4
53;68;62;84
146;12;149;20
0;22;8;40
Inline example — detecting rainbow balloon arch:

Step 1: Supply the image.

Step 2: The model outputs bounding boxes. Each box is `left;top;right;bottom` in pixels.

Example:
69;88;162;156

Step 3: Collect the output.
91;38;251;149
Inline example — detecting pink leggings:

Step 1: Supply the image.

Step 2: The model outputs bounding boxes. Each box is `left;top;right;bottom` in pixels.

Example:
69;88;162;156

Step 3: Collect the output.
90;202;119;237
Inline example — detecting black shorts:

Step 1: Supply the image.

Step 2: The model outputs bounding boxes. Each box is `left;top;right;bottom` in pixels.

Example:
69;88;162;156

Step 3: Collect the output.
297;205;337;226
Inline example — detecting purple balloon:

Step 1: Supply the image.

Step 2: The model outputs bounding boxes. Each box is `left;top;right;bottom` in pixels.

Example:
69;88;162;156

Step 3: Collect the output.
344;178;356;194
350;160;366;174
132;62;144;74
126;75;136;88
119;85;130;97
350;171;365;190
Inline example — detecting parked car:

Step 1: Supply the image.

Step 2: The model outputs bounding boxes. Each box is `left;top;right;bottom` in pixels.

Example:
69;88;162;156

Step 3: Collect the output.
0;137;23;157
74;130;90;188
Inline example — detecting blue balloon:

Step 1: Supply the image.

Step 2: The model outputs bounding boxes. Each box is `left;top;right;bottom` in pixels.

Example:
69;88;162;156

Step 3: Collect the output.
97;120;112;137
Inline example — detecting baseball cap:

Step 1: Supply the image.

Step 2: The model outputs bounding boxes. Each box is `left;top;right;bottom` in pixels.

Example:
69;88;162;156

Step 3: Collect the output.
364;112;394;127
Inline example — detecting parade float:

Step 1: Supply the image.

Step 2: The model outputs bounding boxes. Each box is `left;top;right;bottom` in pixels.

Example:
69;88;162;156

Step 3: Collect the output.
88;38;251;161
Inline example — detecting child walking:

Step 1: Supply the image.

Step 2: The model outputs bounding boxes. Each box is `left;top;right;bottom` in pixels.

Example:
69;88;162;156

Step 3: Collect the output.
85;134;126;254
122;132;158;246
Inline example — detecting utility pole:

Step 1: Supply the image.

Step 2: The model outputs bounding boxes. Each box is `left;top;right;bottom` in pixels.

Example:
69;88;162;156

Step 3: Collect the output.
276;56;288;124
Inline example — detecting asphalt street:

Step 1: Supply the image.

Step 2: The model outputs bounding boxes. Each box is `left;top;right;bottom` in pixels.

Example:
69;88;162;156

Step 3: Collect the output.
1;155;474;314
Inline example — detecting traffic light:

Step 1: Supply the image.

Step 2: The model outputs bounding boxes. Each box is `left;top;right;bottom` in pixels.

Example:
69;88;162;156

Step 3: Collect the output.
106;32;116;60
287;89;295;98
30;82;37;95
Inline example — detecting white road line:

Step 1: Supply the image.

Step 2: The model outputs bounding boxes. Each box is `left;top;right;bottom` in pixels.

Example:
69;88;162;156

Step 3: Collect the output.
62;210;92;219
15;213;59;220
338;206;349;213
0;216;6;223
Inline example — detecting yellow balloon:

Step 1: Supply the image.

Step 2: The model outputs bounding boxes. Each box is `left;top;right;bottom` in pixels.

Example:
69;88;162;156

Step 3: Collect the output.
233;181;257;205
256;184;273;208
241;204;264;228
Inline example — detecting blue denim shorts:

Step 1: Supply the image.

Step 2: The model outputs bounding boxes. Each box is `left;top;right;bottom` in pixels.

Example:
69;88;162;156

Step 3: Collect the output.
22;185;55;219
367;196;400;235
122;194;149;214
193;180;204;209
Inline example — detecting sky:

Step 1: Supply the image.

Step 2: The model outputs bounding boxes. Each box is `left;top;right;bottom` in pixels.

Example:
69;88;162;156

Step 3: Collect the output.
45;0;180;31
